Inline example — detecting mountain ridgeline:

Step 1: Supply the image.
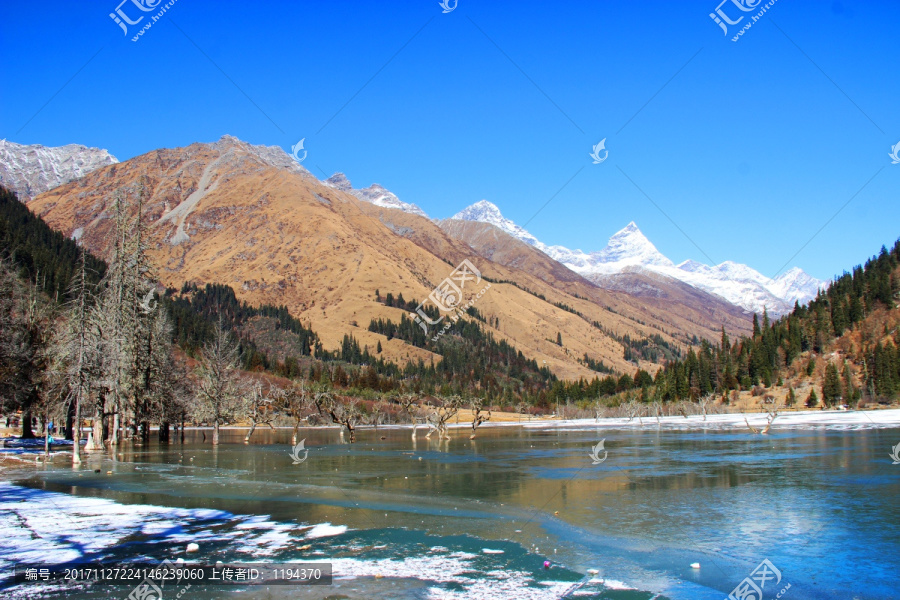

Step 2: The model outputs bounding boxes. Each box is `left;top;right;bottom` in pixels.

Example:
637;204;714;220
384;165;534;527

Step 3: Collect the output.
648;240;900;404
0;185;553;403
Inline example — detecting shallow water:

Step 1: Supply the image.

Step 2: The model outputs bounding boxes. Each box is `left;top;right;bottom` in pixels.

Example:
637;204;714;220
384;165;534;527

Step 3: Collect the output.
3;422;900;599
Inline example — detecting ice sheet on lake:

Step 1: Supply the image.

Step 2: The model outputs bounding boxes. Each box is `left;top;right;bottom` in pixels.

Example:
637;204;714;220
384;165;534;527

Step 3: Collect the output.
0;482;346;574
0;482;618;600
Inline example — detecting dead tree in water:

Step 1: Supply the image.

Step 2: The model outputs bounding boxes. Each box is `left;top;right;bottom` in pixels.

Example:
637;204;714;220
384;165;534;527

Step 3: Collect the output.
195;321;241;445
243;382;276;443
745;406;779;434
315;392;361;442
425;395;463;440
650;401;663;425
398;394;422;439
698;394;715;421
276;382;313;445
623;398;643;425
469;398;491;439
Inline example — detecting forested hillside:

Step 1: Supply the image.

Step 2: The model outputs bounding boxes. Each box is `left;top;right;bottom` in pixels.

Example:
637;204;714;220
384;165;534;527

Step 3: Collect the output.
646;241;900;405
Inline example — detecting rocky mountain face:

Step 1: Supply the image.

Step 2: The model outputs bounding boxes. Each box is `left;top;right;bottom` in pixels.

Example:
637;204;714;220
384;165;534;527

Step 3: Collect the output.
451;201;827;315
0;139;118;200
24;135;753;381
324;172;428;218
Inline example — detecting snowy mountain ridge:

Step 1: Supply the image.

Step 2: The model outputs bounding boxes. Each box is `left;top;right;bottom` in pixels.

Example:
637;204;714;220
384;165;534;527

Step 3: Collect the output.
0;139;118;200
451;200;827;315
324;172;428;218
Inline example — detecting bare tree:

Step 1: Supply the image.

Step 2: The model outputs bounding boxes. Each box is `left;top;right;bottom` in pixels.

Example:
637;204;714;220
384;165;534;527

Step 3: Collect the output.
745;404;779;435
397;393;422;439
60;251;99;464
371;397;392;431
243;381;276;443
315;391;362;442
425;395;463;440
195;321;241;445
698;394;716;421
469;398;491;439
591;399;605;422
276;381;313;445
623;397;643;425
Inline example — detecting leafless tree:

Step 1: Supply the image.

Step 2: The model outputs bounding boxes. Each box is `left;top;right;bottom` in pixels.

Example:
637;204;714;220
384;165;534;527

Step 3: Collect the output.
591;399;605;422
397;393;423;439
59;251;99;463
195;320;242;445
425;395;463;440
623;397;643;425
745;404;779;435
276;381;314;444
315;391;362;442
650;400;663;425
242;381;277;443
698;394;716;421
469;398;491;439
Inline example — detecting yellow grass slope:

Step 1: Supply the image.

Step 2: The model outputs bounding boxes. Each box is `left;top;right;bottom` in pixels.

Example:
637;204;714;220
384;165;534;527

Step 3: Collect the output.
28;136;749;381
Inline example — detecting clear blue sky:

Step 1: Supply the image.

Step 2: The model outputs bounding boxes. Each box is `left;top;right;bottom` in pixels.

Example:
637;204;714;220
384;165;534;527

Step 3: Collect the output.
1;0;897;281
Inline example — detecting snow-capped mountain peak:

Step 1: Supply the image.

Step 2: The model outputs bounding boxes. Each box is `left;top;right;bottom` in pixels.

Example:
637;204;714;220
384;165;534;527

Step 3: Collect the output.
593;221;673;270
0;139;118;200
449;198;826;315
452;200;542;247
323;173;428;218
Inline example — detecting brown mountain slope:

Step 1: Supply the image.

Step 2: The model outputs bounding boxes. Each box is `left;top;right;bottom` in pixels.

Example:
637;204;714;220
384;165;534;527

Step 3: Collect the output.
437;219;751;340
27;136;748;381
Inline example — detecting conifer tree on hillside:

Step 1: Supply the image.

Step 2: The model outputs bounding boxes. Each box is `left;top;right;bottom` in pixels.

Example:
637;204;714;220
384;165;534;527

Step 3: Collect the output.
823;363;842;407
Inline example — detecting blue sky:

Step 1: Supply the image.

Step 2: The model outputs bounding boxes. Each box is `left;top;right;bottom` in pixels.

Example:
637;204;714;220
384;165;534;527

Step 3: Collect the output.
1;0;897;281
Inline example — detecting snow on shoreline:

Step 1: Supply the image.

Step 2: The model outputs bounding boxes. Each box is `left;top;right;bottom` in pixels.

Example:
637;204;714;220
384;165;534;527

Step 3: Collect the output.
176;408;900;434
515;408;900;431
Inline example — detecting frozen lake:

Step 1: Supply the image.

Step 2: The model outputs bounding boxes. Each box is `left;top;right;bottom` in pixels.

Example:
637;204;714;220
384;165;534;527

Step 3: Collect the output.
2;412;900;599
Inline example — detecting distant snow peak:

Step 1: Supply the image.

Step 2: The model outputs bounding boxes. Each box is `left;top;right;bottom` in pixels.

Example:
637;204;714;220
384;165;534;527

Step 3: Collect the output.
0;139;118;200
323;172;428;218
452;200;542;248
449;198;826;315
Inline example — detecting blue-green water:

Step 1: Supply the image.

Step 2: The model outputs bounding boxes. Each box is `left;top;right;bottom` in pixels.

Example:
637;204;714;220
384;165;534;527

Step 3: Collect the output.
2;423;899;599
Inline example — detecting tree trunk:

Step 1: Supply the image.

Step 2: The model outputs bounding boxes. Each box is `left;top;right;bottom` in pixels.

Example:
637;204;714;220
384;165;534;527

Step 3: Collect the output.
292;421;300;446
111;412;119;446
101;412;110;447
159;422;170;443
92;413;103;449
180;412;185;444
72;393;82;464
65;400;75;441
212;420;220;445
244;422;256;444
21;409;35;439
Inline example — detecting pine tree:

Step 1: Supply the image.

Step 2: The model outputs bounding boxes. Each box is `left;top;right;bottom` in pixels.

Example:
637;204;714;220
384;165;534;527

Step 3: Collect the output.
806;388;818;407
823;363;842;406
842;363;856;405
